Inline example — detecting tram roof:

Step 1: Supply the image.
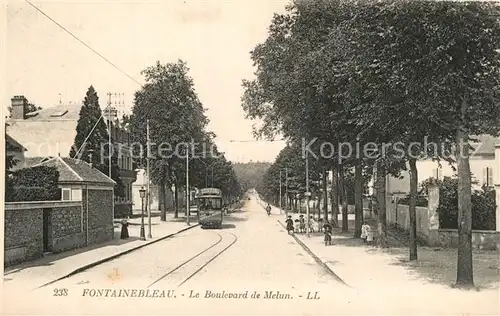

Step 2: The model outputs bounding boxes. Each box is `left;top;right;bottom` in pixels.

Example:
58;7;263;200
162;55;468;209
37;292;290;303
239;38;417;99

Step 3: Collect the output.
196;194;221;198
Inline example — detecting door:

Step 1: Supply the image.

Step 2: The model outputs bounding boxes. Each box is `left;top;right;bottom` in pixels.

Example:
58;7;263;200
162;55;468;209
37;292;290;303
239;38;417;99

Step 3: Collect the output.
43;209;52;252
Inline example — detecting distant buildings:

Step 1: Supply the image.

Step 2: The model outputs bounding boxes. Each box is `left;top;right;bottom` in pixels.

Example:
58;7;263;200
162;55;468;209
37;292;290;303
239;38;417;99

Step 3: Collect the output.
6;95;136;217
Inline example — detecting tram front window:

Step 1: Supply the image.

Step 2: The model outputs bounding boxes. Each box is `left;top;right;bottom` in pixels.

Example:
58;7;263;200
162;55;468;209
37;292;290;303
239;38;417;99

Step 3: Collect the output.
200;198;222;210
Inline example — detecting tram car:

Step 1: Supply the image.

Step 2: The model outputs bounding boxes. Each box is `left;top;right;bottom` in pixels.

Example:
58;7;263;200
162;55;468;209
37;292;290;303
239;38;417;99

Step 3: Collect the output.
196;188;223;228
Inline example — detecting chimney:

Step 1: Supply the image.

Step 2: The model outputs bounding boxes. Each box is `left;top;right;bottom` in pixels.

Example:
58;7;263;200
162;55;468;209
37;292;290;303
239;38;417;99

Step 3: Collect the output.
10;95;28;119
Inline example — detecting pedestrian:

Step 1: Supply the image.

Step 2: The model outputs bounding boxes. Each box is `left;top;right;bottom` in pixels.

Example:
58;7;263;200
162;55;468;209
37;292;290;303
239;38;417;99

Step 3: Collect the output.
324;228;332;246
361;221;370;243
299;215;305;233
309;216;317;233
285;215;294;235
366;225;374;246
294;218;300;233
120;217;129;240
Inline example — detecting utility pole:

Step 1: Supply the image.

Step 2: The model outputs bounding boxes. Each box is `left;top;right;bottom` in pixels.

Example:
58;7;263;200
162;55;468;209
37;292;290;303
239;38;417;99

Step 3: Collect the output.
285;167;288;217
279;170;282;214
106;93;112;179
186;145;190;226
146;119;152;238
305;151;310;238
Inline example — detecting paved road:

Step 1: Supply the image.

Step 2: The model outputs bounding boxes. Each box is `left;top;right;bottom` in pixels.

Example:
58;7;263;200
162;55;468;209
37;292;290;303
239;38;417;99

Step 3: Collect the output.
4;196;365;315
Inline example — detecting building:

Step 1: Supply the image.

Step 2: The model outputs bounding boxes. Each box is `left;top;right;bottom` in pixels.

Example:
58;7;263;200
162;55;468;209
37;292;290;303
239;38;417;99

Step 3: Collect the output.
4;156;115;266
384;134;500;194
132;169;159;212
6;95;136;217
5;133;26;171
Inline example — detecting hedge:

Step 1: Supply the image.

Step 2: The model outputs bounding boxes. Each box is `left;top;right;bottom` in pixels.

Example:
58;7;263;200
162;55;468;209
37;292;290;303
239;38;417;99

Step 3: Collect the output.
399;177;496;230
7;166;61;202
437;177;496;230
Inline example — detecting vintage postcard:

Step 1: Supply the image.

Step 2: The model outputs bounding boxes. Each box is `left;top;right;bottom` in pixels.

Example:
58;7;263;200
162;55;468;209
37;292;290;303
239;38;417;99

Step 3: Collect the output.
2;0;500;315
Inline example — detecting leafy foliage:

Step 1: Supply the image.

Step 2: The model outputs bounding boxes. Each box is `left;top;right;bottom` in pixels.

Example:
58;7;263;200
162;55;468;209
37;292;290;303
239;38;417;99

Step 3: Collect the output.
437;177;496;230
69;86;124;197
130;60;242;214
4;154;17;202
233;162;271;193
9;166;61;201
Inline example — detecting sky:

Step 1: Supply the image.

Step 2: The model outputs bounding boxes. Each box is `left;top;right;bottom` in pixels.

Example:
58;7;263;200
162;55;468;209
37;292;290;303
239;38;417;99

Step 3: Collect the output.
5;0;288;163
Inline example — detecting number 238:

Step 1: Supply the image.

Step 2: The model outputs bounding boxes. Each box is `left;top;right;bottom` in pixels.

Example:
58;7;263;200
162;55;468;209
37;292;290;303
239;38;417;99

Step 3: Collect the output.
53;288;68;296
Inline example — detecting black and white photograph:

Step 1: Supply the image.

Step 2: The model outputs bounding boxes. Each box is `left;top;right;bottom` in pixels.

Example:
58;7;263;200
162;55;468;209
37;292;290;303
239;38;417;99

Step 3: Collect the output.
2;0;500;315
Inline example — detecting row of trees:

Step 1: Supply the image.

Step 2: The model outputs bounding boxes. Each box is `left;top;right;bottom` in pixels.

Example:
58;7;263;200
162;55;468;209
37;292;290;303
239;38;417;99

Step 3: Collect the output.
242;0;500;287
67;61;242;218
130;60;242;220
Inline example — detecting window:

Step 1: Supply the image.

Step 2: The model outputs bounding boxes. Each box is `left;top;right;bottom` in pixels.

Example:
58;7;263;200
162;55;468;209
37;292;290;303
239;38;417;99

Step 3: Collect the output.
71;188;82;201
62;188;71;201
483;167;494;187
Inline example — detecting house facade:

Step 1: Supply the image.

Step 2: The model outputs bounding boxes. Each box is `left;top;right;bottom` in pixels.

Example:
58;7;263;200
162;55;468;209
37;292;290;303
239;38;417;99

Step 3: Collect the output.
5;133;26;171
384;134;499;194
6;95;136;217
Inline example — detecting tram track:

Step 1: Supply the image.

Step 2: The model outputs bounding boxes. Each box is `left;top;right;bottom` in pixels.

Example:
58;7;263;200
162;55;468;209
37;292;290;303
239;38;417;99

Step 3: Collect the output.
147;231;238;289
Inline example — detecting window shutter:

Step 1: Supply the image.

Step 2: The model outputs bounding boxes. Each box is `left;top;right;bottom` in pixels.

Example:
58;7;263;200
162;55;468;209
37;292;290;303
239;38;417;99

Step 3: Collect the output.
487;167;494;187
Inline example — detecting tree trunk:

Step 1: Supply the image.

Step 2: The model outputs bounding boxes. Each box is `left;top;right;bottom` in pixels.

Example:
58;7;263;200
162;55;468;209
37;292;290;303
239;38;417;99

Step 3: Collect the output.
375;160;388;248
160;177;166;221
408;157;418;260
354;159;364;238
339;165;348;232
455;97;474;287
174;181;179;219
323;168;328;222
331;167;339;228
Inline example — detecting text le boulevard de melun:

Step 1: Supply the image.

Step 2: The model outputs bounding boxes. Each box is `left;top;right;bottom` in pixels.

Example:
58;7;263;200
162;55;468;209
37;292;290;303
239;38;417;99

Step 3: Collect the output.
81;289;321;300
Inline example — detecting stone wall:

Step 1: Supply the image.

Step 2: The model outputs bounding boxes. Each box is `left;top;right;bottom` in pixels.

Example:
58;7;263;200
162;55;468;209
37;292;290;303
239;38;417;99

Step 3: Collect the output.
84;188;114;245
4;201;83;266
51;204;86;253
384;184;500;250
437;229;500;251
5;187;114;267
4;204;43;266
386;199;429;241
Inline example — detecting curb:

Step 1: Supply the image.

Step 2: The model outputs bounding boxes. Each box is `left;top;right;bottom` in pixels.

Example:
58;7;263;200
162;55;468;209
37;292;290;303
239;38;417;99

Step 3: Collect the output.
277;220;350;287
35;223;199;290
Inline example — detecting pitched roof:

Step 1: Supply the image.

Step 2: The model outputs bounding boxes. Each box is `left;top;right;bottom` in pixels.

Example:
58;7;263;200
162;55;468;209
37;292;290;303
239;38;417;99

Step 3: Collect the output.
34;156;115;185
5;134;26;151
9;103;82;121
470;134;500;156
23;156;52;168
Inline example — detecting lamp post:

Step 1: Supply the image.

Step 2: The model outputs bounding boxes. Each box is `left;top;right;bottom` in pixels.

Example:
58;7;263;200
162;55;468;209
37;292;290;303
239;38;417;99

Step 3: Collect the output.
198;159;208;187
139;186;146;240
186;146;190;226
305;150;310;238
279;170;282;214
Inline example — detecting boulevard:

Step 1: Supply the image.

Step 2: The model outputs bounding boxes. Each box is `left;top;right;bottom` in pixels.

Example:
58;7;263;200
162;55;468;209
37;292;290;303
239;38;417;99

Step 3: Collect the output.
3;195;498;315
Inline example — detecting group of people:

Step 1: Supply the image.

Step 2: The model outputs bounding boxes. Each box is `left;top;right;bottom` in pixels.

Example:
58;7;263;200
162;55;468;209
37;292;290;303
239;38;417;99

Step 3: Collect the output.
285;215;333;246
284;216;375;246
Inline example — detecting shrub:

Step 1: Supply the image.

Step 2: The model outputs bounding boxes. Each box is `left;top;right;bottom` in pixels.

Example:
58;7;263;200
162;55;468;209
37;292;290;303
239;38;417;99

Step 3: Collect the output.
437;177;496;230
9;166;61;202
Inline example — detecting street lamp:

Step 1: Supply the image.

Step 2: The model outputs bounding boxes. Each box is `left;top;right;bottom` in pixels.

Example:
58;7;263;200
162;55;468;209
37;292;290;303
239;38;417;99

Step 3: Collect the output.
139;186;146;241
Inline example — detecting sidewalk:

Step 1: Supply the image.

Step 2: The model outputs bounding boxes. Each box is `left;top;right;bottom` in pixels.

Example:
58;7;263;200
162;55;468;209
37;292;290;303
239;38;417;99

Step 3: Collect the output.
273;195;500;303
3;214;198;290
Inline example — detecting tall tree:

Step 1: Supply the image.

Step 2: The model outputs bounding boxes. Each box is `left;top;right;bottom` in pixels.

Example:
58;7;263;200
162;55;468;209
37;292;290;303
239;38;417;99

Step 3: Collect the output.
69;86;124;197
131;60;210;220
